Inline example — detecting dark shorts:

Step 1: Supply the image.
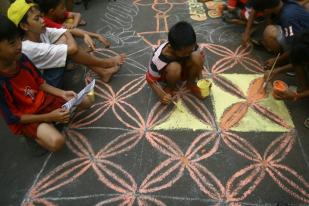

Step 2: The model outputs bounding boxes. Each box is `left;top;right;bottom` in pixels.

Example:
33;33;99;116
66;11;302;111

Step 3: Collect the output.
21;95;65;139
42;67;65;88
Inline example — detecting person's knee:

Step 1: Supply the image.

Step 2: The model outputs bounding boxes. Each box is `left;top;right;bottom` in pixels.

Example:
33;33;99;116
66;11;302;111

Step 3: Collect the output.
191;51;204;67
165;62;182;82
49;134;65;152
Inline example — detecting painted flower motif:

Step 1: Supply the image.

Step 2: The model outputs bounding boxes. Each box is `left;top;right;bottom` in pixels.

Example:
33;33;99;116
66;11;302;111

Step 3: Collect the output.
21;40;308;206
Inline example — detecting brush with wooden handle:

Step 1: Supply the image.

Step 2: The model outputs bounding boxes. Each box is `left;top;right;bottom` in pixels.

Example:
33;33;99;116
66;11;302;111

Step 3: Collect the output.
262;52;281;90
151;81;184;112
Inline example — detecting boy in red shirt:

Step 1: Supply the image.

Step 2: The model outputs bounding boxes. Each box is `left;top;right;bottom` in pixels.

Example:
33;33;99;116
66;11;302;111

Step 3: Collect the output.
0;15;93;152
35;0;111;48
36;0;86;29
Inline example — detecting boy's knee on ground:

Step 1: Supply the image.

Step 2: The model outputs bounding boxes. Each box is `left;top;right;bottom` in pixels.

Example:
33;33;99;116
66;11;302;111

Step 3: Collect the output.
165;62;182;82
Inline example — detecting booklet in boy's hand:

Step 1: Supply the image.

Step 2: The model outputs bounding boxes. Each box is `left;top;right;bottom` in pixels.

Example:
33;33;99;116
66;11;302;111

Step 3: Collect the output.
62;79;95;111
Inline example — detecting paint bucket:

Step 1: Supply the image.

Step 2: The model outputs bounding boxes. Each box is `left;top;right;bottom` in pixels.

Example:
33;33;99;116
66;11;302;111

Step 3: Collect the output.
272;80;288;97
197;79;211;98
87;89;95;102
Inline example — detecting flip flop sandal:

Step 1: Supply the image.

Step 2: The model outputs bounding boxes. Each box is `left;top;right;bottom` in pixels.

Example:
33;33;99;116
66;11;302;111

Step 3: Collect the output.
304;118;309;129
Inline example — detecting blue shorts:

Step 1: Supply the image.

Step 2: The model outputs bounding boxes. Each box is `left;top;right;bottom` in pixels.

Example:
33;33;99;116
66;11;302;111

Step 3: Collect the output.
42;67;65;88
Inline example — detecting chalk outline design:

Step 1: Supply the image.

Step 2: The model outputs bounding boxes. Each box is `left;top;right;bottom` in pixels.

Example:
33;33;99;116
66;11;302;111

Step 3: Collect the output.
22;44;308;206
21;1;308;205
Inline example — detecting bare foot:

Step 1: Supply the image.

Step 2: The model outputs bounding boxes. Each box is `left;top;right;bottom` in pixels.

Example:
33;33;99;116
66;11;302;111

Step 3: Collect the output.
111;53;126;66
96;66;120;83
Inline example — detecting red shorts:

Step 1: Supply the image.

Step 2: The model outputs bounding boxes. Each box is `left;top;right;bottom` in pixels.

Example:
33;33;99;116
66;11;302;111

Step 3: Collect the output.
21;95;65;139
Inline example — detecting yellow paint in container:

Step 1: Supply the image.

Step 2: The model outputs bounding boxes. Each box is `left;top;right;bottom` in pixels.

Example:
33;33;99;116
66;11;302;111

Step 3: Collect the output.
197;79;211;98
87;89;95;102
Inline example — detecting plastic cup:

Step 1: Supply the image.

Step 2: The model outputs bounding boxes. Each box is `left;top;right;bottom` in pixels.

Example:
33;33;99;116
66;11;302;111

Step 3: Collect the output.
197;79;211;98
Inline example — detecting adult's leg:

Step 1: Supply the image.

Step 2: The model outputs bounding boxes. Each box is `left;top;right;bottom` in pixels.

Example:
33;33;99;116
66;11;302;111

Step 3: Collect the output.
36;123;65;152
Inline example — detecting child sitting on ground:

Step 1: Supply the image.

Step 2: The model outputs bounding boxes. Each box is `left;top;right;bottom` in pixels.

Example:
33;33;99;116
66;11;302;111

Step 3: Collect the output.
7;0;125;86
0;14;93;152
146;21;205;104
222;0;264;25
250;0;309;69
265;30;309;101
263;30;309;128
36;0;86;29
35;0;110;49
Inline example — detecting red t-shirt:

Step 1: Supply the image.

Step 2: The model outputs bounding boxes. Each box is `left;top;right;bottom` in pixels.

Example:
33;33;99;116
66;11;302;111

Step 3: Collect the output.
227;0;247;8
43;11;69;29
0;54;45;134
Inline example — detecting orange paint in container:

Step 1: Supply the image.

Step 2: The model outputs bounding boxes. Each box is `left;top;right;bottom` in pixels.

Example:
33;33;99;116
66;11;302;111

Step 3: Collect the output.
272;80;288;97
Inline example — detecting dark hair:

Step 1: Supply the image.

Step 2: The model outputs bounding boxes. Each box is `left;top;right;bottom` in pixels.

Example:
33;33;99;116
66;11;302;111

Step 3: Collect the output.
0;14;20;42
33;0;61;14
168;21;196;50
251;0;280;11
290;30;309;66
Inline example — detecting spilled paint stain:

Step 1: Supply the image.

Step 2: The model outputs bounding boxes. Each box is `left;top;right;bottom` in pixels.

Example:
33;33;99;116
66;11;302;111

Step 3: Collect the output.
153;100;212;131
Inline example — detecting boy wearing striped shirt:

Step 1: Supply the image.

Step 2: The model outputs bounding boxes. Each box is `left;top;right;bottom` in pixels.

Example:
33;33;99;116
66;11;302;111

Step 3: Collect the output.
146;21;205;104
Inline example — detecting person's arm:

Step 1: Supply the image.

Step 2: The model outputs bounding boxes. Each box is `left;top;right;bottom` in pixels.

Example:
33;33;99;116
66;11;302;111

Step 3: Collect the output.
66;12;81;28
40;82;77;101
265;51;290;69
20;109;70;124
264;63;294;80
242;9;256;46
69;28;111;49
62;31;78;55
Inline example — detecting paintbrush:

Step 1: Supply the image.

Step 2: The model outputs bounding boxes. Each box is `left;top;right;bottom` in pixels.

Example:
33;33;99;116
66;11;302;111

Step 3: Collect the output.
152;82;185;113
262;52;281;90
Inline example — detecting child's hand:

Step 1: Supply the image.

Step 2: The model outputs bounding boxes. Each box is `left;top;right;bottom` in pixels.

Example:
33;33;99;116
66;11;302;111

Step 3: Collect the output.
264;57;276;70
273;89;296;100
83;34;96;51
63;23;75;29
62;91;77;101
160;93;172;105
97;35;111;48
49;108;71;123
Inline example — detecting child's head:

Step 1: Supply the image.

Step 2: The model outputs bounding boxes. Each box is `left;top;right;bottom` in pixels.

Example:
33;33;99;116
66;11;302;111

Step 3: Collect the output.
34;0;66;19
8;0;45;37
0;14;22;63
168;21;197;58
290;30;309;67
251;0;281;13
